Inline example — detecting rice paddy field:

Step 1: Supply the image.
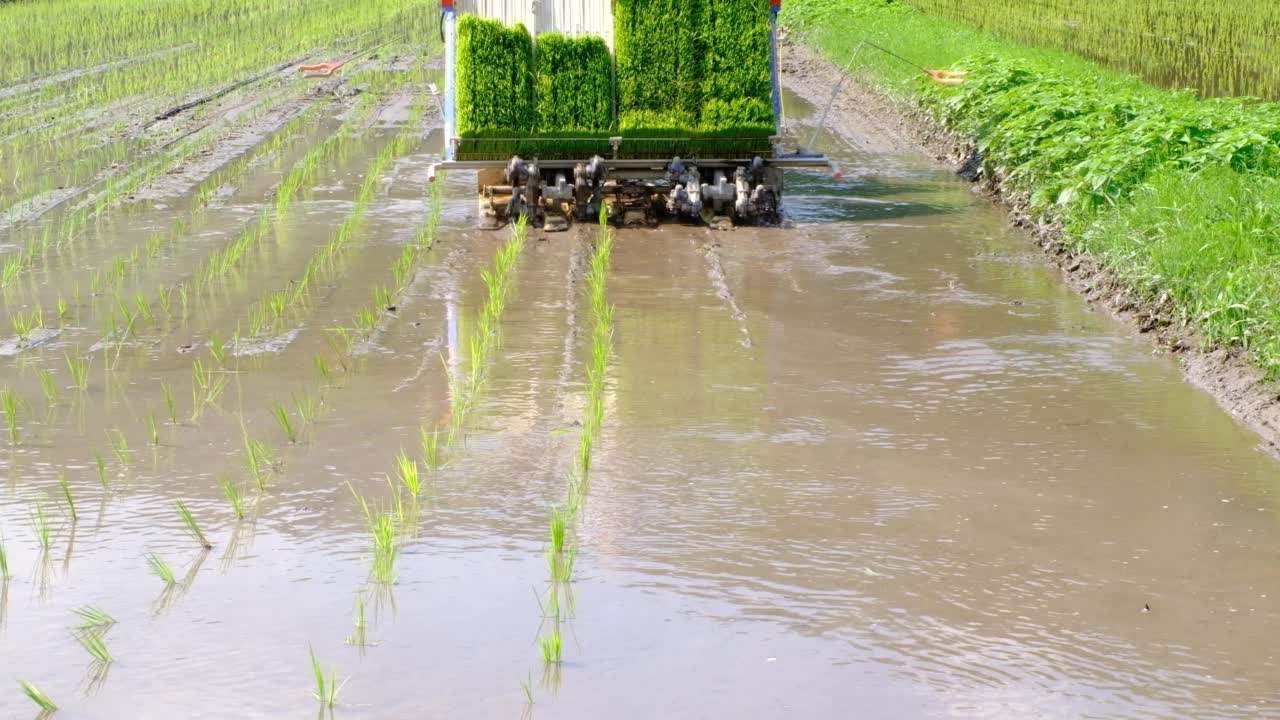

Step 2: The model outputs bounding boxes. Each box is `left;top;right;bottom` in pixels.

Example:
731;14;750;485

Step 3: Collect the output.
3;1;1280;718
905;0;1280;99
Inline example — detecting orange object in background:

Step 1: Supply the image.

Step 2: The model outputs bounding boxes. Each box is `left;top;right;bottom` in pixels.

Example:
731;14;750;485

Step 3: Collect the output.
925;69;970;85
299;61;344;77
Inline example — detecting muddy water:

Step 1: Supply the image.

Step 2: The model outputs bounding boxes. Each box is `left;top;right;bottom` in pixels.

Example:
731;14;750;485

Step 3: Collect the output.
1;102;1279;720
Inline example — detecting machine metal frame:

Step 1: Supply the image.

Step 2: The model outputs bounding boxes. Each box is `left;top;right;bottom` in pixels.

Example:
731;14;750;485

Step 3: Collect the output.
429;0;837;229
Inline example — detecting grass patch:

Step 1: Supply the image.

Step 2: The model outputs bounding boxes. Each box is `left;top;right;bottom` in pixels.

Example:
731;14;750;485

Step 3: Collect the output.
786;0;1280;379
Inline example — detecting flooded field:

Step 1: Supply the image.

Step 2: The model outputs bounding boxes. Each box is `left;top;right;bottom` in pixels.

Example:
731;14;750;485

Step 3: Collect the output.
1;61;1279;720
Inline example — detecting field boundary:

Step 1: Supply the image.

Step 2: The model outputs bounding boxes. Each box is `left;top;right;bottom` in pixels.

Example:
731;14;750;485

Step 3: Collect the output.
780;41;1280;456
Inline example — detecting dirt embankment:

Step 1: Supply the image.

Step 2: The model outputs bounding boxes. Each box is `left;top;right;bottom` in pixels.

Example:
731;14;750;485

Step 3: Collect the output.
781;41;1280;456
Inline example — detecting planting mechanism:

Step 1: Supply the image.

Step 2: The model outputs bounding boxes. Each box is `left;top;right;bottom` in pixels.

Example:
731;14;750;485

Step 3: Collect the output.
429;0;835;230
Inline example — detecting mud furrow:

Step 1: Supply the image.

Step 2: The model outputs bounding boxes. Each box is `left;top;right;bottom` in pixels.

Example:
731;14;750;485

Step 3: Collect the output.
702;238;754;348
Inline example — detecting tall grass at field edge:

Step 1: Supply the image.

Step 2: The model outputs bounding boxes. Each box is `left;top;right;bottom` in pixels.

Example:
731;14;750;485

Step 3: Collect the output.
785;0;1280;379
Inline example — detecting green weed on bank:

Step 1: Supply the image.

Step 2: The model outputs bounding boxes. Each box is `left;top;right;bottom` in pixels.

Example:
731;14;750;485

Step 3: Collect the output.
785;0;1280;378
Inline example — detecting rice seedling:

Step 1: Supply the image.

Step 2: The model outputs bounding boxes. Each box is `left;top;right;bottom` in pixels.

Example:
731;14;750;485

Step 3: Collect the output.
175;501;213;550
295;394;319;429
190;359;228;422
36;369;59;406
2;387;20;444
549;546;576;584
77;629;112;663
19;680;56;714
420;426;442;470
157;286;173;316
314;354;333;382
146;553;177;586
135;294;153;324
147;409;160;446
355;306;378;335
58;473;77;522
56;297;68;323
162;382;177;425
271;402;298;444
345;592;370;647
61;355;90;394
395;450;421;498
94;452;109;489
72;606;116;631
522;672;535;706
0;534;9;581
209;333;226;366
31;503;51;551
222;477;246;520
549;508;566;554
242;430;278;491
309;645;343;708
109;430;131;467
370;511;398;584
540;630;563;664
12;309;35;342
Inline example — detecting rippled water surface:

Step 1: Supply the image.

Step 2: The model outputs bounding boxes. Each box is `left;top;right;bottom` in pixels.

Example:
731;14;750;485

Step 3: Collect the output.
0;103;1278;719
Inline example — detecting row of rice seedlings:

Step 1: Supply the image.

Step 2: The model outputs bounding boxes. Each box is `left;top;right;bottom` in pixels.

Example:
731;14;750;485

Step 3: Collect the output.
0;2;427;228
240;114;420;343
19;98;325;338
1;99;273;290
80;77;393;356
5;98;326;328
537;209;615;671
445;215;530;447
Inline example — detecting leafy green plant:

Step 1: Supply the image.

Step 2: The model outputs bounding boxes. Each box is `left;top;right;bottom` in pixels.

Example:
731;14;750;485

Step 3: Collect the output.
271;402;298;444
58;473;77;522
147;409;161;446
77;629;113;663
162;382;177;425
540;630;562;664
2;387;19;444
222;478;246;520
31;503;51;550
420;425;442;469
110;430;131;467
242;431;277;491
309;645;343;708
175;501;213;550
147;553;177;585
73;606;116;631
549;508;566;554
94;452;109;488
19;680;56;713
65;354;90;391
395;450;420;498
36;369;59;406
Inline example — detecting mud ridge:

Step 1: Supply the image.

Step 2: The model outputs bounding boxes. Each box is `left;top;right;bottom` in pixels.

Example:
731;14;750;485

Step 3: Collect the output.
782;40;1280;456
701;239;753;349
